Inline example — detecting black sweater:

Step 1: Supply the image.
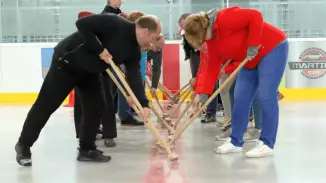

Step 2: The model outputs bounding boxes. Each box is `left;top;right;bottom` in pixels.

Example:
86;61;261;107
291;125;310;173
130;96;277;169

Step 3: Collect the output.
190;52;200;78
54;5;122;59
182;35;200;78
102;5;122;14
61;14;148;107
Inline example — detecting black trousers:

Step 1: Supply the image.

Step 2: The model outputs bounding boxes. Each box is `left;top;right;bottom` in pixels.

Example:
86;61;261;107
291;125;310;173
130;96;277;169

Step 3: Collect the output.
73;72;118;139
215;81;223;105
74;90;82;138
100;72;118;139
18;58;104;150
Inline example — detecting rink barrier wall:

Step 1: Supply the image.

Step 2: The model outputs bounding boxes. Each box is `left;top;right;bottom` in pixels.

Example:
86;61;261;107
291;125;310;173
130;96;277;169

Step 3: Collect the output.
0;39;326;104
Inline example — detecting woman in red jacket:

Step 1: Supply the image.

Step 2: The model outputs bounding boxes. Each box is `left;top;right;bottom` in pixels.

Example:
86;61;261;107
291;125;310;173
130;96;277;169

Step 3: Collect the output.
185;7;288;158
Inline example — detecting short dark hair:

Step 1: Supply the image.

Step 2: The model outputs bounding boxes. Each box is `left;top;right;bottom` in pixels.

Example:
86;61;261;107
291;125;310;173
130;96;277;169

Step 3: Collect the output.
178;13;191;23
135;15;158;33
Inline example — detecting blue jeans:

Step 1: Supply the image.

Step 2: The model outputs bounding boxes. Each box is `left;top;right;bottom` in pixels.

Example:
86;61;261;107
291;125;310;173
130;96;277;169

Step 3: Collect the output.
230;41;288;149
118;90;133;120
117;76;145;121
111;71;134;121
230;80;262;129
252;92;262;130
206;80;219;116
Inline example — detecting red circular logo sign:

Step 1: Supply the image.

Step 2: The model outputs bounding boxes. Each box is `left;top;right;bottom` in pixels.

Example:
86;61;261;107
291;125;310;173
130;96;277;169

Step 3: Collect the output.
299;47;326;79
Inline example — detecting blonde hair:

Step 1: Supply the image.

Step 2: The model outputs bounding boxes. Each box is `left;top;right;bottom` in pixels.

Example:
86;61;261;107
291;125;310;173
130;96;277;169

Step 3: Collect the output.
127;11;145;22
183;11;209;49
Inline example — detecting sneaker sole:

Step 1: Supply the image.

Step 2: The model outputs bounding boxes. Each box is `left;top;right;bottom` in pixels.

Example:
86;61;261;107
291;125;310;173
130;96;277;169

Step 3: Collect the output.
77;156;112;162
104;143;117;148
244;138;259;142
15;144;32;167
245;152;273;158
17;159;32;167
214;147;243;154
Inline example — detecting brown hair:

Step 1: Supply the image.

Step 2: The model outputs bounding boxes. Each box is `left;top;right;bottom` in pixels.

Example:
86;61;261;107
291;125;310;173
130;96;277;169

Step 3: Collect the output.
183;12;209;49
178;13;191;23
127;11;145;22
135;15;159;33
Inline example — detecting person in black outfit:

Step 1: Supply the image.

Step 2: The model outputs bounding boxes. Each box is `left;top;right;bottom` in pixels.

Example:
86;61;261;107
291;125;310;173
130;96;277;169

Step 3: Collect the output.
178;13;200;86
101;0;145;147
74;0;131;148
74;12;103;140
102;1;122;116
147;47;163;98
15;13;161;166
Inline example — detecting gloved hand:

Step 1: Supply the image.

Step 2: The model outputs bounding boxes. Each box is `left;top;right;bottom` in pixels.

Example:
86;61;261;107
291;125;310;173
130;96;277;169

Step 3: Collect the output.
247;46;259;60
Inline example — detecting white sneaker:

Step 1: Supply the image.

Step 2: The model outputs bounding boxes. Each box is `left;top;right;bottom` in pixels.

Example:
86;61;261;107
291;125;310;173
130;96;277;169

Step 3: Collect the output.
244;128;261;142
214;128;231;141
215;138;243;154
245;140;273;158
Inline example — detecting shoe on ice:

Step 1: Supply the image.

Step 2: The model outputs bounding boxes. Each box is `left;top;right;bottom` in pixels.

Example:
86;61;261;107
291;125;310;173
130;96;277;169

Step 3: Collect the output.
201;114;216;123
245;140;273;158
214;128;231;141
15;142;32;167
121;115;144;126
77;149;111;162
215;138;243;154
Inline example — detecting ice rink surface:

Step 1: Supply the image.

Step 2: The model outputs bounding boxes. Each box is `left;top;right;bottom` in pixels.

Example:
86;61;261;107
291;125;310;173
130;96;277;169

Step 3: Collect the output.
1;101;326;183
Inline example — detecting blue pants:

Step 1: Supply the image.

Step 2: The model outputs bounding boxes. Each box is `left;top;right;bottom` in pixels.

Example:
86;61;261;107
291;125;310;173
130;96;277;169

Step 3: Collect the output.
111;71;133;121
252;92;262;130
230;41;288;149
206;80;219;116
229;78;262;129
117;78;145;120
117;90;133;120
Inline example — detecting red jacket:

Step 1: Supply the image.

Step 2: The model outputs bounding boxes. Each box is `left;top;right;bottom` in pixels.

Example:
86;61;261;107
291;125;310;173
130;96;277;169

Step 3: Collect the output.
195;6;287;95
224;60;240;75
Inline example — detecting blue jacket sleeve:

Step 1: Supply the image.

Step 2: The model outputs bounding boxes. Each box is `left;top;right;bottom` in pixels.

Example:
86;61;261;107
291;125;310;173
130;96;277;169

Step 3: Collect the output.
140;51;147;80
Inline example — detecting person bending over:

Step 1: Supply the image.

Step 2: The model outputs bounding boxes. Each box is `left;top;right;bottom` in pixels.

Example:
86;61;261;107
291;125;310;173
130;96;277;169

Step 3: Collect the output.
74;0;126;147
185;7;288;158
15;13;162;166
114;11;160;126
179;13;221;122
98;0;125;146
146;34;165;98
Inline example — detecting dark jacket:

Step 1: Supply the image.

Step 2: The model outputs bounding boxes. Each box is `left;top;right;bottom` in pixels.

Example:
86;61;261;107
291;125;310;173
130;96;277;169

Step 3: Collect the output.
102;5;122;14
182;34;200;78
147;50;162;89
53;32;83;61
53;5;122;64
60;14;148;107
